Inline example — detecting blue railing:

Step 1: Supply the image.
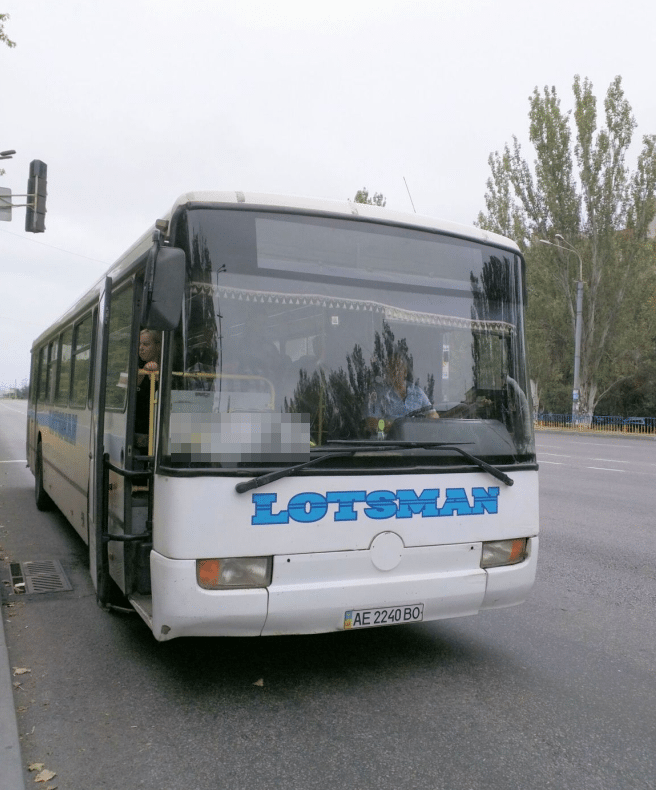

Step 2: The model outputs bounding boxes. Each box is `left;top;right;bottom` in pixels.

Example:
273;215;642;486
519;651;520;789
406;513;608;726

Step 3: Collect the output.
534;413;655;433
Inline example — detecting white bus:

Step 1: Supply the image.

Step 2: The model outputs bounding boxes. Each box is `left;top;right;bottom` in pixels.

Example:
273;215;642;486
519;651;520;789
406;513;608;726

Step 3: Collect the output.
27;191;538;641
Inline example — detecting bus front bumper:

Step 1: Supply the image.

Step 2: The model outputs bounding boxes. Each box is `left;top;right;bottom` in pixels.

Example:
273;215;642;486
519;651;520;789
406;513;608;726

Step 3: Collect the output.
149;537;538;641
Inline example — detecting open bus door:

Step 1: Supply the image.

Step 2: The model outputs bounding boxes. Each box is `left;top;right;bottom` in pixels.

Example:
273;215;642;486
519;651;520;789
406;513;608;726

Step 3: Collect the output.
89;241;185;610
89;277;154;608
89;277;112;604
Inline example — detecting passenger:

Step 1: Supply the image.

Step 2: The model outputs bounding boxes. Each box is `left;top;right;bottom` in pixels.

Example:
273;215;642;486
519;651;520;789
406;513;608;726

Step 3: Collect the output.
366;351;438;434
294;335;326;373
135;329;162;448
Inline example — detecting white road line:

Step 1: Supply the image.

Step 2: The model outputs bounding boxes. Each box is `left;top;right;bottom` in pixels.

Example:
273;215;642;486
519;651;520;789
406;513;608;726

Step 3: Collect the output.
540;461;655;478
575;441;643;449
538;440;643;450
0;460;27;464
0;402;26;414
591;458;630;464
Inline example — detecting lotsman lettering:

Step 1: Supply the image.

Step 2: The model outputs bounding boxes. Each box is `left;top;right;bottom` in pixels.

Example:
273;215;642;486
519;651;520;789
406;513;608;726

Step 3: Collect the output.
437;488;474;516
326;491;367;521
251;486;501;524
287;492;328;523
364;490;397;520
470;487;500;514
251;493;289;525
396;489;441;518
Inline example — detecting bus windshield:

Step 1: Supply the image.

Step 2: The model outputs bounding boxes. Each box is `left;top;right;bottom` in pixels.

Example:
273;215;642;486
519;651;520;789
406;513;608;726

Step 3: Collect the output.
161;208;534;469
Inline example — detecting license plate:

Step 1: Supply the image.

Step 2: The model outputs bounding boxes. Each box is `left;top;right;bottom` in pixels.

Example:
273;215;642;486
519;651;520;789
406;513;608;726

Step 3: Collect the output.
344;603;424;630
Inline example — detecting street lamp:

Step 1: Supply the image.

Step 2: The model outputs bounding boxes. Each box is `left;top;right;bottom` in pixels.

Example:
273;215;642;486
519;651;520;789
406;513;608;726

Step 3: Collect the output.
539;236;585;423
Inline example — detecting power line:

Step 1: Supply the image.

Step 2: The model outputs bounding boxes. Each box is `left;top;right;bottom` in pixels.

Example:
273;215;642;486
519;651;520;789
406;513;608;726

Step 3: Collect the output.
0;314;52;326
0;226;110;265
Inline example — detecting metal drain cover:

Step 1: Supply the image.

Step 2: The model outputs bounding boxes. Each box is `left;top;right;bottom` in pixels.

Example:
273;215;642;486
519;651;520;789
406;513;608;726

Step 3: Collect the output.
10;560;72;594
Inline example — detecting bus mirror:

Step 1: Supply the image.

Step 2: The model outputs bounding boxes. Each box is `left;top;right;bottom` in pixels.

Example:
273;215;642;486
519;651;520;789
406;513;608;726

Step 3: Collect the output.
142;246;186;330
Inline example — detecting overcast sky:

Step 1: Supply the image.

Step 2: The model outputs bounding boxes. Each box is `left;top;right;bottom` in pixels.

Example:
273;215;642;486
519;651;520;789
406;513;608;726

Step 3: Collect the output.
1;0;654;389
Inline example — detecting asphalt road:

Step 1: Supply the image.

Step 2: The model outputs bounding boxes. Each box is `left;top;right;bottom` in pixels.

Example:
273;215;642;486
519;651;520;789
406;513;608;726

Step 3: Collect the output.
1;400;655;790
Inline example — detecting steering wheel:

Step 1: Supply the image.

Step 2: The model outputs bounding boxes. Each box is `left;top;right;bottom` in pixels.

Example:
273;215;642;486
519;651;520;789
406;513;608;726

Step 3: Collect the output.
403;404;435;419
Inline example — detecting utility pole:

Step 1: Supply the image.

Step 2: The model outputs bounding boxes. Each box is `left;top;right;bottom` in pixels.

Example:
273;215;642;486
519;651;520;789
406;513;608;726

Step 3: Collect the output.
540;236;585;424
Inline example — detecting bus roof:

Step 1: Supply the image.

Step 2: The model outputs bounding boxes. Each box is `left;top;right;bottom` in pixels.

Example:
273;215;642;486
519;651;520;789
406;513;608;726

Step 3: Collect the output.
172;191;520;251
32;191;520;349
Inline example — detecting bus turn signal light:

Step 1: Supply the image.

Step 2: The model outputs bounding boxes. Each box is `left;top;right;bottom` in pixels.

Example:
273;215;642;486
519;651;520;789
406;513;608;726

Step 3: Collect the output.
480;538;528;569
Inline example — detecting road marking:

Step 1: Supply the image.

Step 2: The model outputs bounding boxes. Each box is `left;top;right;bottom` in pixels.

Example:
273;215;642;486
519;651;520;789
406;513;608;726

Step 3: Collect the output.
0;460;27;464
591;458;630;464
538;459;655;477
538;439;644;450
539;452;572;458
575;441;644;449
0;402;26;414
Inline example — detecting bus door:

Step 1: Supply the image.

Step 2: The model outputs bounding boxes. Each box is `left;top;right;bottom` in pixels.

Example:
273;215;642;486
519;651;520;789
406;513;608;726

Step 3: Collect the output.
89;277;111;601
27;346;46;468
90;277;150;605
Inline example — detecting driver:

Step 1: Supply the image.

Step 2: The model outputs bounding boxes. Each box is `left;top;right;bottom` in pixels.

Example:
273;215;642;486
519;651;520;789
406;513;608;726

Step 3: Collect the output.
366;351;438;433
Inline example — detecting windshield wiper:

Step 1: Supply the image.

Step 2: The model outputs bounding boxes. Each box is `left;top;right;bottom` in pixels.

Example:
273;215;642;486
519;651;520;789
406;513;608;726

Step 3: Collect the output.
328;440;514;487
235;451;356;494
235;441;513;494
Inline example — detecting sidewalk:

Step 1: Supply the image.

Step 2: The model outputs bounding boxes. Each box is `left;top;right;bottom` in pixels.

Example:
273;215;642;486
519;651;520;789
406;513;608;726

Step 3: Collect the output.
1;594;25;790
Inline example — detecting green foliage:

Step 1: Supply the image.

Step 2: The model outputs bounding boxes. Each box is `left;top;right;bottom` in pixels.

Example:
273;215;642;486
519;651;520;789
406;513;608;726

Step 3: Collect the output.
353;188;387;207
0;13;16;48
0;13;15;177
477;75;656;417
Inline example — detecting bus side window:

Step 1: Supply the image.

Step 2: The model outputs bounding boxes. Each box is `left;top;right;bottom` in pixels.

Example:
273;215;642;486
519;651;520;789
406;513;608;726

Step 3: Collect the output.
104;285;134;411
70;314;93;408
37;346;48;402
46;340;58;404
55;327;73;407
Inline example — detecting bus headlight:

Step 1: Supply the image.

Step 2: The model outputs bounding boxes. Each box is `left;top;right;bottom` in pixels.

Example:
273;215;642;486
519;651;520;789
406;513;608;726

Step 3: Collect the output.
481;538;528;568
197;557;272;589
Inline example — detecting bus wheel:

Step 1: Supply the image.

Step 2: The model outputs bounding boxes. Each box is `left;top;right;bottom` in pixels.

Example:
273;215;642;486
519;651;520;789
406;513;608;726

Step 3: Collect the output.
35;442;54;511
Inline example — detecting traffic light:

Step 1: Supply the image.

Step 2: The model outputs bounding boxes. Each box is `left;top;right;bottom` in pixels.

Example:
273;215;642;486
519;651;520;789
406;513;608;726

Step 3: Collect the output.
25;159;47;233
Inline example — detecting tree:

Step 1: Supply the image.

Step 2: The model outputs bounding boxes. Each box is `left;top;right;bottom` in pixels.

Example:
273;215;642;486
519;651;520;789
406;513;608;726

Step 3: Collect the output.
477;75;656;418
0;13;15;48
1;13;15;178
353;187;386;207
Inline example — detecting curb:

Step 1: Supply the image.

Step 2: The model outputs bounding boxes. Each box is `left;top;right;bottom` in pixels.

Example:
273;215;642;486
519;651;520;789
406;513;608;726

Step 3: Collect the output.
0;605;26;790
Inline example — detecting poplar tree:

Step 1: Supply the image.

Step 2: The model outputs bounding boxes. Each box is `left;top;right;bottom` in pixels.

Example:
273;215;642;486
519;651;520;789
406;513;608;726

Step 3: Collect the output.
477;76;656;418
353;188;387;207
0;13;15;179
0;13;15;48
